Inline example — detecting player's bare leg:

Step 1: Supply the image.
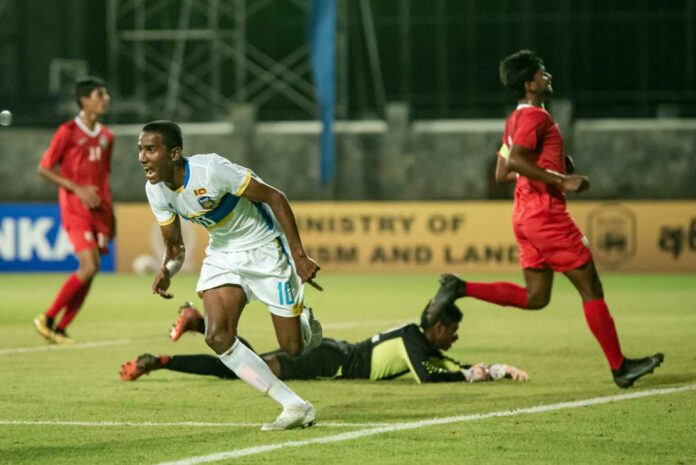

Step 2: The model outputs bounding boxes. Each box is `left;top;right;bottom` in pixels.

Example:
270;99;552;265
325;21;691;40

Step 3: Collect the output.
270;307;322;356
564;260;663;387
522;268;554;309
75;247;100;282
203;284;315;430
562;260;603;302
270;314;304;356
201;285;245;355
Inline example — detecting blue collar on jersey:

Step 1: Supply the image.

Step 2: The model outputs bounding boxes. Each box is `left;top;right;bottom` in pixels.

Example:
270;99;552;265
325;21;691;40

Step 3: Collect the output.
182;157;190;189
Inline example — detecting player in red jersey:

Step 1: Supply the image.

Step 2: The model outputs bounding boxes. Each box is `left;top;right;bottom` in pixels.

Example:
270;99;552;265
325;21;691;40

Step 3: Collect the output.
33;77;114;345
431;50;663;389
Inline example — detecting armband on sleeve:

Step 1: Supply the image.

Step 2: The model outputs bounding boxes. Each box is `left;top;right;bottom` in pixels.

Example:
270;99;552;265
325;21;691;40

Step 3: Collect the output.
498;142;510;160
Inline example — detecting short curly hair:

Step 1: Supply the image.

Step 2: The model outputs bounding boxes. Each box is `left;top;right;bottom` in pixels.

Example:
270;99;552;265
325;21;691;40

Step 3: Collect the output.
420;301;462;330
141;120;184;151
499;50;544;100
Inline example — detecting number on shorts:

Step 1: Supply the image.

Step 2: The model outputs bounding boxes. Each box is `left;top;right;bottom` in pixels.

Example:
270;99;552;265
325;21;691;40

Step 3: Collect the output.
277;281;295;306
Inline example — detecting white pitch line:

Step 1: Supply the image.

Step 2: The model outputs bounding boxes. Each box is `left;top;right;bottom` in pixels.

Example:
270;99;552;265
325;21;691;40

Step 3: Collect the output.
0;420;390;428
155;383;696;465
0;339;131;355
0;319;408;356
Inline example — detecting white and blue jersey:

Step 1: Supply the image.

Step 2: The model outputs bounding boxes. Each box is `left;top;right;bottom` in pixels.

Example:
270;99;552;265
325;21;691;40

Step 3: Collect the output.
145;154;280;252
146;153;305;317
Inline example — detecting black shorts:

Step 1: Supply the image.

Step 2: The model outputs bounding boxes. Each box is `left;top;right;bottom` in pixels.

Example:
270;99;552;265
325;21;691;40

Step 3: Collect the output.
276;338;351;380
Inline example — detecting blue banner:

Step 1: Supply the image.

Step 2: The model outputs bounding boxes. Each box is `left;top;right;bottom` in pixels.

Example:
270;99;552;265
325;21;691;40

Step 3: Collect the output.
0;203;115;272
309;0;337;187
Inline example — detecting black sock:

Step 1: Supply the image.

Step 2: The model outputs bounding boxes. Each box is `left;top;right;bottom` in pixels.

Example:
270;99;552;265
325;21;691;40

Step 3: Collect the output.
167;355;238;379
46;316;55;329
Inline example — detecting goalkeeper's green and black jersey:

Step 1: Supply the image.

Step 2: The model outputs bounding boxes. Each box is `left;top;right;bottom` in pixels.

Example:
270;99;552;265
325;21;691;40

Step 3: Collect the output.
276;323;470;383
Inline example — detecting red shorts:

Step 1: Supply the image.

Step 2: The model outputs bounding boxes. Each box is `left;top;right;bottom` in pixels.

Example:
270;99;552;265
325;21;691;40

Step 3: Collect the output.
62;208;114;255
513;208;591;272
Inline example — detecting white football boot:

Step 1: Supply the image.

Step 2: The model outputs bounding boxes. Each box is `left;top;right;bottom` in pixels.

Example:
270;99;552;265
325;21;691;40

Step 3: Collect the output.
261;402;316;431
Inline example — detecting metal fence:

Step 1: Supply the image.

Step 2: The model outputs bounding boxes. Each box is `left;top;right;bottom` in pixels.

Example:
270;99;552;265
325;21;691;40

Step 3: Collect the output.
0;0;694;123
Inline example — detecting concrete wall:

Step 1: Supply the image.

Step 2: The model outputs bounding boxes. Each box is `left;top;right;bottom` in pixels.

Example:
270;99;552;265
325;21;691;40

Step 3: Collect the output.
573;119;696;199
2;111;695;202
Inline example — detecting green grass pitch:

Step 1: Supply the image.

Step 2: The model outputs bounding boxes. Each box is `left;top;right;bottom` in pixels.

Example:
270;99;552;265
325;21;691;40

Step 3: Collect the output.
0;272;694;464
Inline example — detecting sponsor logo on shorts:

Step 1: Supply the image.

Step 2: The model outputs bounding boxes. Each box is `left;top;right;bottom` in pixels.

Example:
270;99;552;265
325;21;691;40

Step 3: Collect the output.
587;203;636;269
194;188;207;196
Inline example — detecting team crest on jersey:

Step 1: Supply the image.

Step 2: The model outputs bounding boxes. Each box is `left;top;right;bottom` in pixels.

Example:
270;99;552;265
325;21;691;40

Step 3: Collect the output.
99;135;109;149
194;188;207;196
197;196;215;209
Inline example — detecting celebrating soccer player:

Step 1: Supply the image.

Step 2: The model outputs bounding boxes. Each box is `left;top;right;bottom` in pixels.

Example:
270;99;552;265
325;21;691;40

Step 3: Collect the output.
34;77;114;345
431;50;663;389
138;120;322;430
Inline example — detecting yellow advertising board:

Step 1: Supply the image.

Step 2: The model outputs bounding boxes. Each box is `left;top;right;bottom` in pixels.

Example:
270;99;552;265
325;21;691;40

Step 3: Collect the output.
116;201;696;273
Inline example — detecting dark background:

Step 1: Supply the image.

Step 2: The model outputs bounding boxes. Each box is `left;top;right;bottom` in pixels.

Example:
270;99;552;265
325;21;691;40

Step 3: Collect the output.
1;0;694;124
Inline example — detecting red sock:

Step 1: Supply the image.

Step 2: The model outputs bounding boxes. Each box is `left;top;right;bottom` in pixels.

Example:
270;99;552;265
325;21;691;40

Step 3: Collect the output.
466;282;528;308
45;274;85;319
56;279;92;331
583;299;624;370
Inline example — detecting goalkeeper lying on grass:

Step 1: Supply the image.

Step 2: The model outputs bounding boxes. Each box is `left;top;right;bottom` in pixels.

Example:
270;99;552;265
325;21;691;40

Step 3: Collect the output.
121;299;527;384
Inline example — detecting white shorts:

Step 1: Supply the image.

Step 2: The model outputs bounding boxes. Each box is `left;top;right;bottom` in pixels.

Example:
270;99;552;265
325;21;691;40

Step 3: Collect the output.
196;238;304;318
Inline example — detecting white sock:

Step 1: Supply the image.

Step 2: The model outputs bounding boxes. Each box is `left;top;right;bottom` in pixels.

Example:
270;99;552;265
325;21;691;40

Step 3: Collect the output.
218;339;304;407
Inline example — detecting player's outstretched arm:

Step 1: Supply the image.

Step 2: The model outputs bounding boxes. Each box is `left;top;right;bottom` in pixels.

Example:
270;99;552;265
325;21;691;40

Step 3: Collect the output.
488;364;529;382
153;217;185;299
506;365;529;382
241;178;321;290
463;363;529;383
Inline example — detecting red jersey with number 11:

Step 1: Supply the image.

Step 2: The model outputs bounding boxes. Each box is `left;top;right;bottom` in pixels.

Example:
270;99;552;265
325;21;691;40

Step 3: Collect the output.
39;117;114;226
498;104;567;218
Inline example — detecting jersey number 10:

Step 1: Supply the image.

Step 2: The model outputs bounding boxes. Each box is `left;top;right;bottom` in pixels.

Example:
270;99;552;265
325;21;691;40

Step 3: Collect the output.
88;146;102;161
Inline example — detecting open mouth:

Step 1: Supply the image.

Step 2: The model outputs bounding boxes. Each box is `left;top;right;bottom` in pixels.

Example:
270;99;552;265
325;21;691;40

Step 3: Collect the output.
142;166;156;181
